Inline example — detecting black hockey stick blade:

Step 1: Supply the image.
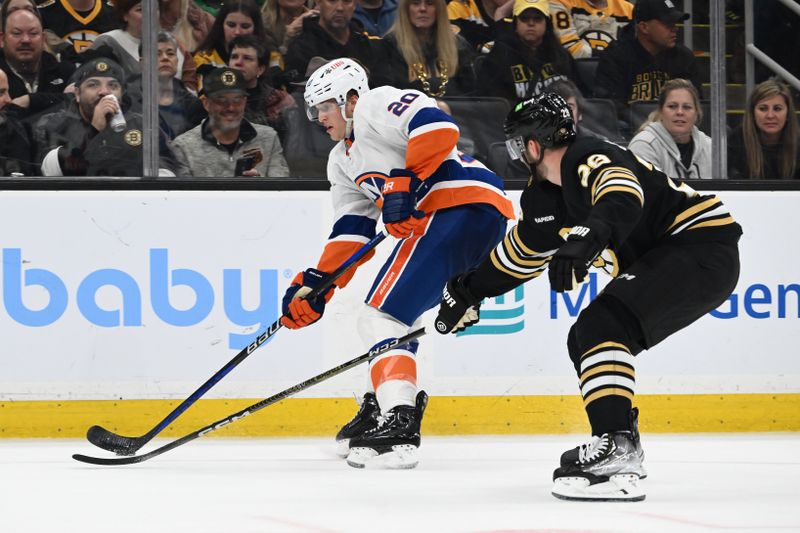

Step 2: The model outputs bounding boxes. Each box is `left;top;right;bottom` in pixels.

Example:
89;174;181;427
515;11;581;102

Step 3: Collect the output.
73;327;425;466
85;231;387;456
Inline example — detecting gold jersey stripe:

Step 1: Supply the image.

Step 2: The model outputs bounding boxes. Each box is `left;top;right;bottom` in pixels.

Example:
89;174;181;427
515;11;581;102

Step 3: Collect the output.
511;225;542;256
591;167;638;198
489;249;545;280
503;239;550;268
581;341;631;359
594;185;644;206
667;197;721;232
686;216;737;231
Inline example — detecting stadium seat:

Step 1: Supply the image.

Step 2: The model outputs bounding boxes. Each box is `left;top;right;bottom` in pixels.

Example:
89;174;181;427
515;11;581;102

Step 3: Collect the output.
443;97;510;164
582;98;626;142
575;58;600;97
282;106;335;178
628;100;659;135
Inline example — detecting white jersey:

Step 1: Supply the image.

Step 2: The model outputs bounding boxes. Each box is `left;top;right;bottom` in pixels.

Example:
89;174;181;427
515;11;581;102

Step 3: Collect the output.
315;86;514;285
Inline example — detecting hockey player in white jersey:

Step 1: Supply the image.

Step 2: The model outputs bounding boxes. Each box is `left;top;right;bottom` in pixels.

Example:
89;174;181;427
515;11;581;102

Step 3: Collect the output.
281;58;515;468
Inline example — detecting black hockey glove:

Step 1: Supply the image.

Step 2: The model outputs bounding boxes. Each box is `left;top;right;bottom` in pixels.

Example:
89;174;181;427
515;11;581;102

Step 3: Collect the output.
548;225;606;293
435;274;483;334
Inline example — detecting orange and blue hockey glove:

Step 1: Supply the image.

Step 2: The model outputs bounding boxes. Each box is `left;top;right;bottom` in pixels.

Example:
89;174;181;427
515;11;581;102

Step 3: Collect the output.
381;168;425;239
280;268;335;329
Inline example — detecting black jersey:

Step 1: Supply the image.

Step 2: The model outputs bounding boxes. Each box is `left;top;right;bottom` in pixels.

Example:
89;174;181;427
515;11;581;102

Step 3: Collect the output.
39;0;119;54
469;136;742;298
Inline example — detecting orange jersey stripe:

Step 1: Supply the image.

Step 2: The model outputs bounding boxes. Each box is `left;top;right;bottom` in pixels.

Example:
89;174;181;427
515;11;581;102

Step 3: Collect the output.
370;354;417;389
406;129;459;179
418;185;515;220
367;216;431;308
317;241;376;289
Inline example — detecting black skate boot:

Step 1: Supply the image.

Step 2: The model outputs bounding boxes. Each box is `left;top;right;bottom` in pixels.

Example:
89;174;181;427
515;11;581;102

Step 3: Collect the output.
560;408;646;478
552;431;646;502
335;392;380;458
346;391;428;469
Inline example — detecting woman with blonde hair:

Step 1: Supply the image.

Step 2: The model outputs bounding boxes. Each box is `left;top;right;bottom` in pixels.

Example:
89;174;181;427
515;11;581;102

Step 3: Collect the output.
382;0;475;97
628;78;712;180
728;79;799;179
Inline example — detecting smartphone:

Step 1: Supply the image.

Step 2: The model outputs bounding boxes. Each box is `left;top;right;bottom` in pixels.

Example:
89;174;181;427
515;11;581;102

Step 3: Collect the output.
234;155;256;176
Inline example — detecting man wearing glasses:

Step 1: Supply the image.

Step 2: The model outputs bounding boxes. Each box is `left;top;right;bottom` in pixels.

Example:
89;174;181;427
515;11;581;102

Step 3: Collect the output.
171;67;288;178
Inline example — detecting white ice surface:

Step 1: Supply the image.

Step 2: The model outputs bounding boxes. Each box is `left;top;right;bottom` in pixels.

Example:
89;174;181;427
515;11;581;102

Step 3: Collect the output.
2;434;799;533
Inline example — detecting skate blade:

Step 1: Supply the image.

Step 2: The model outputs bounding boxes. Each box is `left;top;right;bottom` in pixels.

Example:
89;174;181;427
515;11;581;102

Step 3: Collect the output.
552;474;645;502
346;444;419;470
335;439;350;458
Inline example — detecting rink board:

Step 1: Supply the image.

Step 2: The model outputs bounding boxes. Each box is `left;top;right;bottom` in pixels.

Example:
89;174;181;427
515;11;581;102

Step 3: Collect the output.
0;190;798;436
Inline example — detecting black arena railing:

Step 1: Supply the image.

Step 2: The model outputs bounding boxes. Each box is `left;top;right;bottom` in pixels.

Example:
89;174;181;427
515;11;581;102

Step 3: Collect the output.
0;177;799;192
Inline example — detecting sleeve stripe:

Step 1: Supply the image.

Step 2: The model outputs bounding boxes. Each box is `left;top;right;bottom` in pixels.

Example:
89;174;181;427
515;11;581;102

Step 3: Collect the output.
329;214;378;240
487;225;556;279
408;120;459;139
666;196;722;232
591;167;641;197
317;240;376;288
408;107;457;134
594;185;645;206
489;249;548;280
406;129;459;179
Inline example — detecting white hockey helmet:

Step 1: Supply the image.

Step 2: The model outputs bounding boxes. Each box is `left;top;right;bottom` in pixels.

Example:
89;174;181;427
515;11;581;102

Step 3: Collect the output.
303;57;370;122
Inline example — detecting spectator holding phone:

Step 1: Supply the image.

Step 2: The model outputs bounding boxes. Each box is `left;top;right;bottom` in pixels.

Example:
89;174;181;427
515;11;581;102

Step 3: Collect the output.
170;66;289;177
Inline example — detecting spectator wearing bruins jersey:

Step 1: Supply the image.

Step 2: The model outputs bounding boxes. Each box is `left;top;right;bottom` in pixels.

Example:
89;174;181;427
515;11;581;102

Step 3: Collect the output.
435;93;741;502
38;0;119;55
549;0;633;59
593;0;700;117
446;0;510;51
478;0;577;103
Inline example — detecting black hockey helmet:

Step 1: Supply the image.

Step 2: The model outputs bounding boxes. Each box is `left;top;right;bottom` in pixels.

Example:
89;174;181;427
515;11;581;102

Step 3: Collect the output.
504;92;576;161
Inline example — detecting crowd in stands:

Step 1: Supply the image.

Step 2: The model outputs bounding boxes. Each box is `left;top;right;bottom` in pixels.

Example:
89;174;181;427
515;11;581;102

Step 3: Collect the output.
0;0;796;179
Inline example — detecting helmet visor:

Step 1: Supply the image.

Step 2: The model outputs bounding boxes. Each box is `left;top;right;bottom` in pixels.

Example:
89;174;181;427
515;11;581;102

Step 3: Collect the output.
505;136;526;161
306;100;340;122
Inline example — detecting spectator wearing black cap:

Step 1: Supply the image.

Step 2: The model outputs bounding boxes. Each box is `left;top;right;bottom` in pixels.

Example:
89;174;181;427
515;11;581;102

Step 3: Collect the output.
593;0;700;119
35;57;177;176
170;67;289;177
477;0;577;104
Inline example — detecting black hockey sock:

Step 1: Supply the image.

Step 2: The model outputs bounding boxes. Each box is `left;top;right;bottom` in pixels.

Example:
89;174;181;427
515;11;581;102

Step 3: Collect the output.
586;395;632;436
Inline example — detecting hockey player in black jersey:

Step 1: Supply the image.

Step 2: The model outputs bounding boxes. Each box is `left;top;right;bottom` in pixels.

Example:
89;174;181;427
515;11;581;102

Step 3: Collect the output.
435;93;742;501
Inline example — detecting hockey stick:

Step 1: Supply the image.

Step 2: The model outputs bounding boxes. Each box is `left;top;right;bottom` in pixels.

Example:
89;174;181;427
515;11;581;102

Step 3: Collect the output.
73;328;425;466
86;231;387;456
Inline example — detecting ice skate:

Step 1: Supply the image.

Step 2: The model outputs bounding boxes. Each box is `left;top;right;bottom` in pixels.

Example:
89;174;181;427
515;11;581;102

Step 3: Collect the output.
552;431;646;502
560;408;647;479
346;391;428;469
335;392;380;458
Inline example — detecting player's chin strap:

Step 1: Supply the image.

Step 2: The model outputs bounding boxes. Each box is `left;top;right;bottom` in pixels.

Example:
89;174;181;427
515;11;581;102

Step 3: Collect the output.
523;138;545;170
345;116;354;139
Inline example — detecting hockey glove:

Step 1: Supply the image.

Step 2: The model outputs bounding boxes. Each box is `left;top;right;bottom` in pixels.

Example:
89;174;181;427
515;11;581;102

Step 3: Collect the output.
548;225;606;293
435;274;483;334
280;268;335;329
381;168;425;239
